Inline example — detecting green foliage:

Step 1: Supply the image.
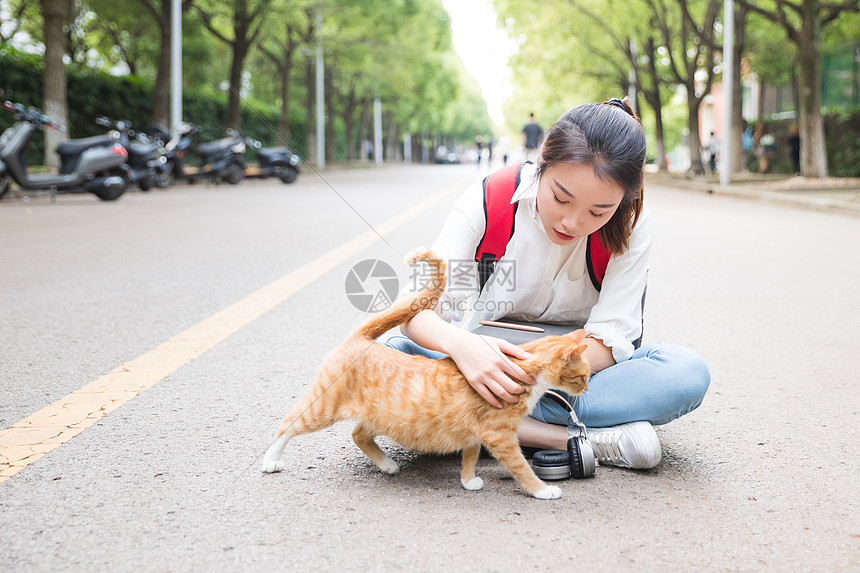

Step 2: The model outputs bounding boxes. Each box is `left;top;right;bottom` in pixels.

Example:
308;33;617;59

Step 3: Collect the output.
824;109;860;177
744;11;797;87
1;0;496;159
0;46;305;162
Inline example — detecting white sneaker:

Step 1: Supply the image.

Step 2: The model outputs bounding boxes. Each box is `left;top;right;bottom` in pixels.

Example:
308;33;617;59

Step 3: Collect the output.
587;421;662;469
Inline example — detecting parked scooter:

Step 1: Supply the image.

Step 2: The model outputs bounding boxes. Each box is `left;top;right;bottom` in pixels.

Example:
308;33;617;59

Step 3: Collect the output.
0;101;129;201
146;123;178;188
95;116;169;191
244;137;301;184
151;123;246;185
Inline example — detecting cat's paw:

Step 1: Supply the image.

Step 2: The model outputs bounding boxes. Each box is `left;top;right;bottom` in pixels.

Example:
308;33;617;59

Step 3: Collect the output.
461;476;484;491
377;458;400;475
533;485;562;500
261;460;284;473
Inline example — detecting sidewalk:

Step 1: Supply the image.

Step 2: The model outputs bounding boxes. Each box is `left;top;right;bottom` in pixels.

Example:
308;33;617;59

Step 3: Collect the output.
647;170;860;217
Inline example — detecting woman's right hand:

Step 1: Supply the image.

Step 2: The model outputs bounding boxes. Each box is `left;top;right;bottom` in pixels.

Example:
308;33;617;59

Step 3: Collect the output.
447;331;536;408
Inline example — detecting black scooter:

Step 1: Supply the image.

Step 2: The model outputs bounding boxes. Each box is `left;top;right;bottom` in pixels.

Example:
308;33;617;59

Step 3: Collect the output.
0;101;129;201
95;116;169;191
244;137;301;184
153;123;246;185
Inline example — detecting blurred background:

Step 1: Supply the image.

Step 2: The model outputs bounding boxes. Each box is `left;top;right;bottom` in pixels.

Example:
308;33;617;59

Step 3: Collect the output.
0;0;857;178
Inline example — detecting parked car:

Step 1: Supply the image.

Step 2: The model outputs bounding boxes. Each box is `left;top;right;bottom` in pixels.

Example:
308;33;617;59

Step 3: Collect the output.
434;146;461;164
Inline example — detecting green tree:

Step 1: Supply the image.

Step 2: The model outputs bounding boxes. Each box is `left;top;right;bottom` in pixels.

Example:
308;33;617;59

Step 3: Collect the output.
40;0;68;166
255;0;310;144
132;0;195;127
0;0;34;45
739;0;860;177
195;0;273;129
646;0;720;175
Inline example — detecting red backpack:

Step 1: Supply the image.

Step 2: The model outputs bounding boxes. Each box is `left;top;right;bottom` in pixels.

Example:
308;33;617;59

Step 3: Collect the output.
474;161;612;292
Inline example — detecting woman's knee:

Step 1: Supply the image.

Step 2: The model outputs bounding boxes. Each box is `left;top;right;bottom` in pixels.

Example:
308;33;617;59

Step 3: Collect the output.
376;331;448;359
653;343;711;408
376;331;411;353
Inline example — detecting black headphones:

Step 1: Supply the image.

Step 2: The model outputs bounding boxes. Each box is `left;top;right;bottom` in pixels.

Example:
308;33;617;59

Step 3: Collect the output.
532;391;596;480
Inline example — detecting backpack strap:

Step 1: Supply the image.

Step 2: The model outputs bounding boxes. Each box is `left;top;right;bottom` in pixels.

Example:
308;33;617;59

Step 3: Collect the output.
475;160;613;292
475;162;528;290
586;233;612;292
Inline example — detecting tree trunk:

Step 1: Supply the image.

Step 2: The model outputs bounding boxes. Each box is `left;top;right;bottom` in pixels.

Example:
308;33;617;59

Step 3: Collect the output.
652;102;666;171
686;91;704;175
384;112;399;161
226;39;249;130
275;24;295;146
359;98;371;163
305;58;315;164
644;36;666;171
796;8;828;177
343;102;356;161
152;0;172;127
278;61;291;145
731;2;747;174
324;67;335;162
41;0;68;168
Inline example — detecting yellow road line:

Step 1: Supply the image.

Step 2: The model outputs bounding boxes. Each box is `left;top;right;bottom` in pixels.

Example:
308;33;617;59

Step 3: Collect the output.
0;175;474;485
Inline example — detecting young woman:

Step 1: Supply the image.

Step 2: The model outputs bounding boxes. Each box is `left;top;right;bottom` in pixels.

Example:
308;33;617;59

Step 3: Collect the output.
383;99;710;469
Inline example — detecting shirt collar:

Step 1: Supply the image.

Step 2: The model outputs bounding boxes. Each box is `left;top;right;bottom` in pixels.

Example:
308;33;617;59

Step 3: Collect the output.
510;161;539;204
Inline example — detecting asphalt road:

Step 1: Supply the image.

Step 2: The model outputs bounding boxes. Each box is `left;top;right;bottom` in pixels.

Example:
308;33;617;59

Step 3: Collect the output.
1;163;858;571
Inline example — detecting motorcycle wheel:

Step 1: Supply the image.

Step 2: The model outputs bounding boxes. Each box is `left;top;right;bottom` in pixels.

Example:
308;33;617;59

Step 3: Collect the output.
93;171;128;201
155;167;175;189
223;163;244;185
280;167;298;184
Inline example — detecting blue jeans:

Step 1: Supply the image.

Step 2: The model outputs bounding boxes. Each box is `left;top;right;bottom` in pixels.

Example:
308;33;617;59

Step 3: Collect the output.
378;333;710;428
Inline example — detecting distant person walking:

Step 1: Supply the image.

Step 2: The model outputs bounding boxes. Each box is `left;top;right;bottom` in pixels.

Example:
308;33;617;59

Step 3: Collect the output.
705;131;719;174
787;124;800;175
522;113;543;162
754;123;774;174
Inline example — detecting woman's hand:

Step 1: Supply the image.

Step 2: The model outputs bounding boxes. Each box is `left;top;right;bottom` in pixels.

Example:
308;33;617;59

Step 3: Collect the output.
447;331;536;408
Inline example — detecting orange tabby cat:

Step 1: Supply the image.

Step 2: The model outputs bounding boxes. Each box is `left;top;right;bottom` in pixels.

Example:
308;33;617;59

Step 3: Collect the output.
262;248;589;499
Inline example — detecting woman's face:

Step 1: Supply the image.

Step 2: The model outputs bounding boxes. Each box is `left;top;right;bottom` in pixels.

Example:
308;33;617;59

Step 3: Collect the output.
535;162;624;246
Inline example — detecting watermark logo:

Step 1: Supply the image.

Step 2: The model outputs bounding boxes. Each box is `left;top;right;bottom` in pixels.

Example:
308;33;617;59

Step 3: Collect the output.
346;258;518;314
345;259;399;312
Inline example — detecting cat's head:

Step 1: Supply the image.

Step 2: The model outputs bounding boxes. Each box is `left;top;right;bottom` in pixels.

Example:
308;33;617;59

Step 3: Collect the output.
520;329;590;395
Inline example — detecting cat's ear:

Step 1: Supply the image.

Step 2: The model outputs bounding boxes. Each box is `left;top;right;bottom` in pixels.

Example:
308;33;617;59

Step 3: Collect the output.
565;343;588;360
565;329;586;344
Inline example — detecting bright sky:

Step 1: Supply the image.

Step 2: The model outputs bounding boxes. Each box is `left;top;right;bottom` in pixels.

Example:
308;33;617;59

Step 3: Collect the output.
443;0;518;126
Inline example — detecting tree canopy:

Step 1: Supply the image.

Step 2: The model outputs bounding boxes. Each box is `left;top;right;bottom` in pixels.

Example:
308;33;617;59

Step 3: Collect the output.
496;0;860;176
0;0;493;161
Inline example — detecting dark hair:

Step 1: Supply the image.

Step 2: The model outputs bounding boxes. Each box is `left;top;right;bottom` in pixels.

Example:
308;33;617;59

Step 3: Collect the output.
536;99;646;255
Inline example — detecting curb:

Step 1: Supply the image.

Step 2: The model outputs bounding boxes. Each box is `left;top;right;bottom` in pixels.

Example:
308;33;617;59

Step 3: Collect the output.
647;174;860;218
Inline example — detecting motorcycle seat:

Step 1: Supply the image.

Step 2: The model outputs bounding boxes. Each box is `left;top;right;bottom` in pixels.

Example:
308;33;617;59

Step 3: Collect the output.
56;135;115;158
256;147;290;160
198;138;236;156
148;123;170;142
128;141;158;156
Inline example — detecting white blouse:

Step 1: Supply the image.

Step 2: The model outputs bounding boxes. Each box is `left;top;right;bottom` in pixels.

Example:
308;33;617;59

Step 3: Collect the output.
419;162;650;363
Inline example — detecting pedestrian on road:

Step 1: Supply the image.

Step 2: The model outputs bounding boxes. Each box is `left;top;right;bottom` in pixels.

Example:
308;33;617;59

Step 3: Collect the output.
382;98;710;470
705;131;719;174
522;113;543;162
787;124;801;175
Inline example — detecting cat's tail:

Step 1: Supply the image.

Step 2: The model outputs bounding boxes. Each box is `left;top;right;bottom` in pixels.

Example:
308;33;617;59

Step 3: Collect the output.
355;247;447;340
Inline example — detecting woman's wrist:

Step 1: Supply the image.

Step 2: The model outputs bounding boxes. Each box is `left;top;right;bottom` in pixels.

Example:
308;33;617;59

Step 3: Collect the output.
403;309;462;356
438;323;469;357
